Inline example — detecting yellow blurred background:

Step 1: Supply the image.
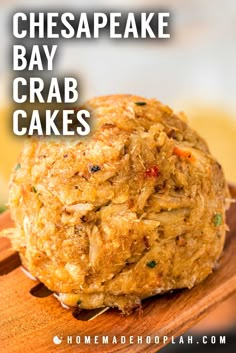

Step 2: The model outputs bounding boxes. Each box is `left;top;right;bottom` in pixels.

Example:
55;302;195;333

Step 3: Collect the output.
186;104;236;182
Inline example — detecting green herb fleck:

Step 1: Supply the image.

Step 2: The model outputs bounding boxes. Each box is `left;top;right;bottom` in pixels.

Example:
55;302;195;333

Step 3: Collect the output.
15;163;21;171
0;205;6;214
32;186;37;193
146;260;157;269
212;214;222;227
77;300;82;306
135;102;147;106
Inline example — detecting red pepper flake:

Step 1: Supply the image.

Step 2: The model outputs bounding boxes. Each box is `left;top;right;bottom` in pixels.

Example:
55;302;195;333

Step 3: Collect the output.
145;166;159;178
173;146;195;162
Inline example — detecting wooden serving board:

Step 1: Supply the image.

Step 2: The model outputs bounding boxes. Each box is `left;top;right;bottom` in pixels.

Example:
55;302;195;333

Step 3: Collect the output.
0;185;236;353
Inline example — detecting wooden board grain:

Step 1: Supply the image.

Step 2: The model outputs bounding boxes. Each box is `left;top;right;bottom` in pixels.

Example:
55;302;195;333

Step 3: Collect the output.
0;187;236;353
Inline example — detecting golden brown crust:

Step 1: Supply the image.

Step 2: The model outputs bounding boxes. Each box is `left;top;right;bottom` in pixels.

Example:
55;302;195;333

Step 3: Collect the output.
8;95;229;312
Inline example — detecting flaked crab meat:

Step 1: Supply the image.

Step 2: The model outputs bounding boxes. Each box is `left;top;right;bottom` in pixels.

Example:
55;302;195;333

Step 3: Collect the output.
6;95;229;313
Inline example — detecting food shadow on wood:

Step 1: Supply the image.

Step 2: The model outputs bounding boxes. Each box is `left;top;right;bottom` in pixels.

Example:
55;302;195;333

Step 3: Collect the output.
0;252;21;275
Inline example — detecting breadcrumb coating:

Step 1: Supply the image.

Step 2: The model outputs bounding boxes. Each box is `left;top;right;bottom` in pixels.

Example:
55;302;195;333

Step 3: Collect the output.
8;95;229;312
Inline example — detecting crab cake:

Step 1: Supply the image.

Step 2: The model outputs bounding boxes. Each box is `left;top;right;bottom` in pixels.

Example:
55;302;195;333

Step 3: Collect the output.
8;95;229;312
